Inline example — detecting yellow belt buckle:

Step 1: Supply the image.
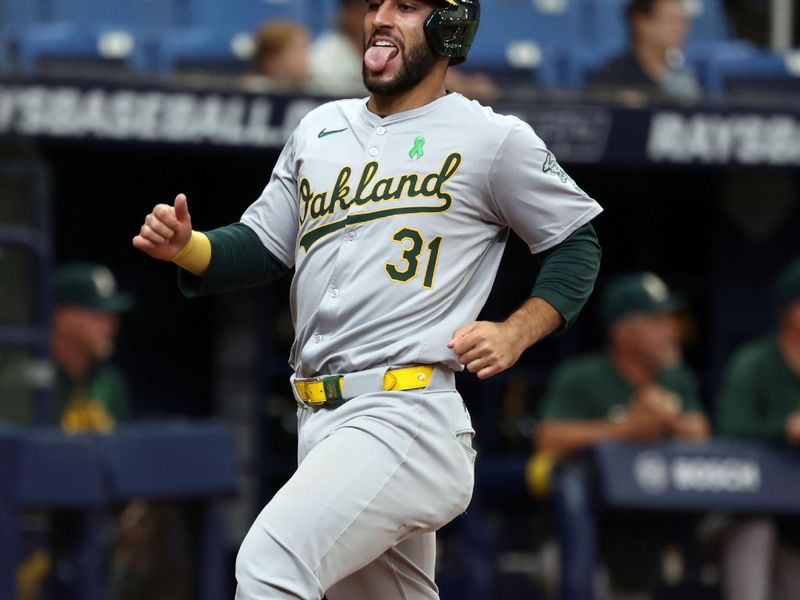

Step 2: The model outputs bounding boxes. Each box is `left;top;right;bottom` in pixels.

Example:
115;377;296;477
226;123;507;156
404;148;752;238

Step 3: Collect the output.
303;378;323;406
296;375;343;408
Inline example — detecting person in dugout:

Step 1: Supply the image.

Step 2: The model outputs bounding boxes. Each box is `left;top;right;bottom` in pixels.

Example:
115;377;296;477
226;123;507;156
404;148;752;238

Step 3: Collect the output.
535;272;709;600
0;264;191;600
717;258;800;600
0;263;132;430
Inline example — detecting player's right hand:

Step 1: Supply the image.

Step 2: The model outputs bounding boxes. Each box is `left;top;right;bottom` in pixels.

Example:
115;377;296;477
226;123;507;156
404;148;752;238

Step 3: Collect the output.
132;193;193;261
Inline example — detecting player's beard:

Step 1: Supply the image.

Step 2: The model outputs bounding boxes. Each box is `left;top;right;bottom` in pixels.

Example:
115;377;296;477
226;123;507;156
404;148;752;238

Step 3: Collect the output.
363;35;439;96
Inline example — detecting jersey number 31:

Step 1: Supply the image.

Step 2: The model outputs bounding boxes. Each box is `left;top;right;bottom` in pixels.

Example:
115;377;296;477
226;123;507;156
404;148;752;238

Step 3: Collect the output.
384;227;443;290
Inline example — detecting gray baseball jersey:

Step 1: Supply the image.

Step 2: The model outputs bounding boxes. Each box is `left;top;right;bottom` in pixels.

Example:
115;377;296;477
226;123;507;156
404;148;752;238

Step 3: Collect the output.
241;92;602;378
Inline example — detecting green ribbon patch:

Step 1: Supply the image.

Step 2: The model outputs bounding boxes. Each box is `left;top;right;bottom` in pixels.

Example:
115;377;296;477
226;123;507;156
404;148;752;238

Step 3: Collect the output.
409;136;425;160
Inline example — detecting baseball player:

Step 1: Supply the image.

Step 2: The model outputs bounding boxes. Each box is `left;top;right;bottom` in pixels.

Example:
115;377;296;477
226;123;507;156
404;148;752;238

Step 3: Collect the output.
133;0;602;597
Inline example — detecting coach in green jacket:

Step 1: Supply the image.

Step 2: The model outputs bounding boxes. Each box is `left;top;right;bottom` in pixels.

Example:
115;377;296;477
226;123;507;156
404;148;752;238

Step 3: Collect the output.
537;272;709;599
0;263;131;430
718;259;800;600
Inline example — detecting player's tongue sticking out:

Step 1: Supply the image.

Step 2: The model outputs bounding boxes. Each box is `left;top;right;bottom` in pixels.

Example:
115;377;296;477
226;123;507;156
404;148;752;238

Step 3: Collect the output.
365;44;399;73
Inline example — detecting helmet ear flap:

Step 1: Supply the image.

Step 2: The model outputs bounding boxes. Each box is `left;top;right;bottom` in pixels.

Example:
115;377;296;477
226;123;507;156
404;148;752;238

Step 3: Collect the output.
423;0;480;65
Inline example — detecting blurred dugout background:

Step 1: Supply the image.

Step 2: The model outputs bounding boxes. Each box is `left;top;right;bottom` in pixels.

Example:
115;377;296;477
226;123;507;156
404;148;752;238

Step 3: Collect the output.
1;0;800;599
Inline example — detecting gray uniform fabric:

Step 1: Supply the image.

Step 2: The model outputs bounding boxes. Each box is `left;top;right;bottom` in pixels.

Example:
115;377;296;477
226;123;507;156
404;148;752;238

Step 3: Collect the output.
236;93;602;599
242;93;601;377
237;368;474;600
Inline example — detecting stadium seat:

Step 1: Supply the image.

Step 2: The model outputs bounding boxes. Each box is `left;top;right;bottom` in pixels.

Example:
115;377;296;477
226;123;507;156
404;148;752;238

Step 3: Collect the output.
30;0;175;31
0;0;36;71
701;49;800;98
685;38;752;79
182;0;307;37
1;0;176;74
152;26;253;74
0;33;7;72
466;0;580;82
150;0;309;75
557;42;623;88
310;0;342;36
573;0;627;50
1;0;41;28
551;0;630;89
11;22;150;74
686;0;732;44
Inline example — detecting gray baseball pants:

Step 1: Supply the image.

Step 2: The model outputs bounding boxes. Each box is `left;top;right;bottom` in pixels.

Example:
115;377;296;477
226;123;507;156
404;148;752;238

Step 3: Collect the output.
235;367;476;599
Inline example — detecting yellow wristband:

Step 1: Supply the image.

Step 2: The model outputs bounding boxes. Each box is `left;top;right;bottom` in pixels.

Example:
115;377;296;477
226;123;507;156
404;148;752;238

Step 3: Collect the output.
173;230;211;276
525;452;555;499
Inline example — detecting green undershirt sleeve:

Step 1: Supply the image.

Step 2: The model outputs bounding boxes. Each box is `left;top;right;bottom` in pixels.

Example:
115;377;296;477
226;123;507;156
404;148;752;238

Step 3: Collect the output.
531;222;602;330
178;222;290;297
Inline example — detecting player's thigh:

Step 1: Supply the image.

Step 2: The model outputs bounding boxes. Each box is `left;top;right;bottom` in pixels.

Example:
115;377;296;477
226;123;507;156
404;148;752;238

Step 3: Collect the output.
326;532;438;600
314;394;475;588
239;392;474;592
238;415;436;592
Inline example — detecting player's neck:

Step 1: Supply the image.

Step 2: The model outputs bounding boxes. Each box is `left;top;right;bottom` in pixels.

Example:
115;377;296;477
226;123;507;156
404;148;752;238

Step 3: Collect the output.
368;70;448;117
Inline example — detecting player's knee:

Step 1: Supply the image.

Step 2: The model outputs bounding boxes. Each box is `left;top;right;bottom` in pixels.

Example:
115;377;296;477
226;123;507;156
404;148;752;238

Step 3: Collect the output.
235;531;284;596
235;526;323;600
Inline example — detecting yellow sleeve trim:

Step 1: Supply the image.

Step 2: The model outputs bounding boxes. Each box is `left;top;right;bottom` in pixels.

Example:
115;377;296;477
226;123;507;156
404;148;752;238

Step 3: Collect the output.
172;230;211;276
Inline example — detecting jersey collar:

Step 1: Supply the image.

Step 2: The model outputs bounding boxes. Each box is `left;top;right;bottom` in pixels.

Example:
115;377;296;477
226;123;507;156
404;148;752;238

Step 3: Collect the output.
358;92;459;127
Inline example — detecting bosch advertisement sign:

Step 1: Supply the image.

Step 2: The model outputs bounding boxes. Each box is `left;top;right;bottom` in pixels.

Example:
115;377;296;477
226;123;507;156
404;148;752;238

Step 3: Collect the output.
594;441;800;512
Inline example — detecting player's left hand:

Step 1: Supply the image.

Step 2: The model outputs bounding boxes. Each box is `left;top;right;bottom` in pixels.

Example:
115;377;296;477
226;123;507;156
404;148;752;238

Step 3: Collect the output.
448;321;526;379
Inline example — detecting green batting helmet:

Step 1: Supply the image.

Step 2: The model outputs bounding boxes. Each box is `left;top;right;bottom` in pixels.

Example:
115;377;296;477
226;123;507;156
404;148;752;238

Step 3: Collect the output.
424;0;480;65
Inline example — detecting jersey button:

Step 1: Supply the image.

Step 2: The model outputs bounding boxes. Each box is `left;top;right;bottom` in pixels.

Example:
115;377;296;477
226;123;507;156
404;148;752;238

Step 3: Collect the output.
368;147;379;157
330;288;339;298
315;334;323;343
344;231;355;241
376;126;386;135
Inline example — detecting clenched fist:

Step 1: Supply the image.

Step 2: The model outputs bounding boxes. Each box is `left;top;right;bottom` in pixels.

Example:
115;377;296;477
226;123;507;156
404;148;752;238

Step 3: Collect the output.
448;321;527;379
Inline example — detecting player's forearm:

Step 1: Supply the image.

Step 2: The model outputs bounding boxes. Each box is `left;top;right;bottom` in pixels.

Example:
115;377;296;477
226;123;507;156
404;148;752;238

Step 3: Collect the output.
536;419;634;460
179;223;290;297
504;297;563;352
531;223;601;329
